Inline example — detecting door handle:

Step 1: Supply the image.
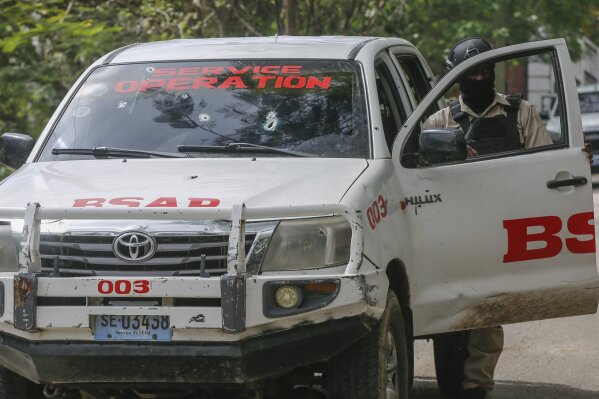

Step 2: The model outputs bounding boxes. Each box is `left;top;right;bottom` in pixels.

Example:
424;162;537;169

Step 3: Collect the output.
546;176;588;189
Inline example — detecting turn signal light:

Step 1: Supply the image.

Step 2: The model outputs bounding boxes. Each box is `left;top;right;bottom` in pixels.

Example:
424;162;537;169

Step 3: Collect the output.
304;282;338;294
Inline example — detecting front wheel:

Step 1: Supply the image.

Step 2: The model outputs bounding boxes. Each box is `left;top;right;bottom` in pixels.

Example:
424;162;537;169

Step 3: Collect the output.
327;292;409;399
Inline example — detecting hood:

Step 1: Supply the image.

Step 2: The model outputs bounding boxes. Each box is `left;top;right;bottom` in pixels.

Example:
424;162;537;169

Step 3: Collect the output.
0;158;368;211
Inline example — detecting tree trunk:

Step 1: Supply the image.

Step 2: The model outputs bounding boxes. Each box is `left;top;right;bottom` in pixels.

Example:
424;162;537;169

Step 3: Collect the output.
284;0;297;35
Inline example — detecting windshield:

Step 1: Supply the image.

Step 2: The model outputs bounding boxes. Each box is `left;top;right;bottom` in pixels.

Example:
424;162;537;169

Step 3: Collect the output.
579;91;599;114
38;60;368;160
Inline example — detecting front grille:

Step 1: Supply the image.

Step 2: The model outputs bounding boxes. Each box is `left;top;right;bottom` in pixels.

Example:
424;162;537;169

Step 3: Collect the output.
39;232;256;277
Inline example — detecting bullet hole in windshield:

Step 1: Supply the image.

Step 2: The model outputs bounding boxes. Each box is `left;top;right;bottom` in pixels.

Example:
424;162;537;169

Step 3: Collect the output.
74;107;91;118
146;67;155;73
118;101;128;109
263;111;278;131
198;113;211;122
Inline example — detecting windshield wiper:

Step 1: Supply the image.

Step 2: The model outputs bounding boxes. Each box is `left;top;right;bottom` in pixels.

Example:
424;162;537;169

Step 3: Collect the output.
51;147;185;159
177;142;314;158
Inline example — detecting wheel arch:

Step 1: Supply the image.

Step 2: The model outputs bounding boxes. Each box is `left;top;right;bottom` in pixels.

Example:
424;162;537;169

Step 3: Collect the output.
385;258;414;388
385;259;411;307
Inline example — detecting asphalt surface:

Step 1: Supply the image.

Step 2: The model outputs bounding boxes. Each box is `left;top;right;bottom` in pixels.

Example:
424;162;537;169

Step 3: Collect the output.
409;188;599;399
412;314;599;398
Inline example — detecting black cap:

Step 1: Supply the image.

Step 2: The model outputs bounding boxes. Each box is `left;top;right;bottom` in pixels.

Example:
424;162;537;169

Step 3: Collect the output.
445;37;494;71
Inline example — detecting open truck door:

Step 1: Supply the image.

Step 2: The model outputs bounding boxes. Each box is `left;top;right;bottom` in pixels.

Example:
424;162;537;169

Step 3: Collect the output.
392;39;599;336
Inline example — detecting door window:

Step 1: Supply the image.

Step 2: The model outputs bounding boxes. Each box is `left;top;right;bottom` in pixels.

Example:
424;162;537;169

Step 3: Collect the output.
375;60;406;151
401;50;567;168
394;55;432;105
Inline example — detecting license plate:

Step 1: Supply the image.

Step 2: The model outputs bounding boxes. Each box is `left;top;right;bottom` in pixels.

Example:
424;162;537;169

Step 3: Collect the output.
94;315;172;341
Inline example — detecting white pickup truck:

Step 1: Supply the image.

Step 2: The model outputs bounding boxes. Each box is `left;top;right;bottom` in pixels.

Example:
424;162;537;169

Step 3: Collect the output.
0;36;596;399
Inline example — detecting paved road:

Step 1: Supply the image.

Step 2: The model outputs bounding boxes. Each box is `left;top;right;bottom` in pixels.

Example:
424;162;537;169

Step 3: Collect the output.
411;314;599;398
410;189;599;399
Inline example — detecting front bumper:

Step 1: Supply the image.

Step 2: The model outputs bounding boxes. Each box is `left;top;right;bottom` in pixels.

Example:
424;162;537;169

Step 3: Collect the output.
0;315;372;385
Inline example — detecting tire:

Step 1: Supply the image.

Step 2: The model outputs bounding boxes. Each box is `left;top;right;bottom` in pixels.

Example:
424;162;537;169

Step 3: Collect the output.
327;292;409;399
433;330;471;398
0;367;44;399
402;306;414;391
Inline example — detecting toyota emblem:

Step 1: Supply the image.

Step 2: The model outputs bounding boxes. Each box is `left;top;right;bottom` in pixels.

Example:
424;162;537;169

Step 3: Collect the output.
113;232;156;262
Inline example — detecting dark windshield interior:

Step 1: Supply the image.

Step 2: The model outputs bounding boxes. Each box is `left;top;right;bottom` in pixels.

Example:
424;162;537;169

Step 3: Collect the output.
38;60;368;160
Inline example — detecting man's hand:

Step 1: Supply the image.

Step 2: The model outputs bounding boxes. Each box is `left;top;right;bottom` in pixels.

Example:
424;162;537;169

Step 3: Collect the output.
466;146;479;157
582;143;592;164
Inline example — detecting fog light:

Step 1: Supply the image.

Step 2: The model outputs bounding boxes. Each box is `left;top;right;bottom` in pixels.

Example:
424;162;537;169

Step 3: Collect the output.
274;285;302;309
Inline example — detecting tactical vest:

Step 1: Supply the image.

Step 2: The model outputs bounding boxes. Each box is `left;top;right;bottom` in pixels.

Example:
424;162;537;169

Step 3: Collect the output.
449;94;522;155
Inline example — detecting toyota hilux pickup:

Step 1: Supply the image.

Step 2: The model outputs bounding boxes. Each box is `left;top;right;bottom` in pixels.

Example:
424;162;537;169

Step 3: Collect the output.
0;36;596;399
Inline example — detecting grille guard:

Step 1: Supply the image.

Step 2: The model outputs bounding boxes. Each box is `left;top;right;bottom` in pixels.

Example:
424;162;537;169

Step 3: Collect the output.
0;202;364;332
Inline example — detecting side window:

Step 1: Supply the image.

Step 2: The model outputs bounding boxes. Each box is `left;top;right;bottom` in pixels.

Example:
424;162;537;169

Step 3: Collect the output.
375;61;406;151
401;50;566;168
394;55;432;105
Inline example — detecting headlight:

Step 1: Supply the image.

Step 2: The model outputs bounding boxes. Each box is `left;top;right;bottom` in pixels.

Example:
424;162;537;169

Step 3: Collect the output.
260;216;351;272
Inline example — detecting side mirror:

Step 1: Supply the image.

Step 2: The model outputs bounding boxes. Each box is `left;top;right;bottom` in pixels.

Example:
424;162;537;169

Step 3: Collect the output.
419;128;467;166
0;133;35;169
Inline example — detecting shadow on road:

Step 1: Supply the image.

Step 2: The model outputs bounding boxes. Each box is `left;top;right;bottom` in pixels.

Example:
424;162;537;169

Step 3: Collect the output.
410;377;599;399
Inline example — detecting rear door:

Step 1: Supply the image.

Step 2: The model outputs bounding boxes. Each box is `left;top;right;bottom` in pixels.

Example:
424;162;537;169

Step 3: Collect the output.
392;39;599;336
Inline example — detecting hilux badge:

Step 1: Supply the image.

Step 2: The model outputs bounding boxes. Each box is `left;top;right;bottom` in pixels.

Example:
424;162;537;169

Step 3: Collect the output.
113;232;156;262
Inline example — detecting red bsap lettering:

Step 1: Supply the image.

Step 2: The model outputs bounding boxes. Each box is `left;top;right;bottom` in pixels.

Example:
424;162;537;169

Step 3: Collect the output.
566;211;596;254
73;198;105;208
188;198;220;208
146;197;177;207
503;216;563;263
108;197;143;207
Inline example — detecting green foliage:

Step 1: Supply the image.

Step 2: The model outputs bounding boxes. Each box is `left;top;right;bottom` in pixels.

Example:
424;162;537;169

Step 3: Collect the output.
0;0;597;180
0;166;13;181
0;0;123;136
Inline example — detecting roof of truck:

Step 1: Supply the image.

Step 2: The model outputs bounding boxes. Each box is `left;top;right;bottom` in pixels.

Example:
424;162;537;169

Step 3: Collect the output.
106;36;413;64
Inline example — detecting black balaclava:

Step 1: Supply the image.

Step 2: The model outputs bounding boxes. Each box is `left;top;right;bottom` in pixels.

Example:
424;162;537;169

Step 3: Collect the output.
459;69;496;114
